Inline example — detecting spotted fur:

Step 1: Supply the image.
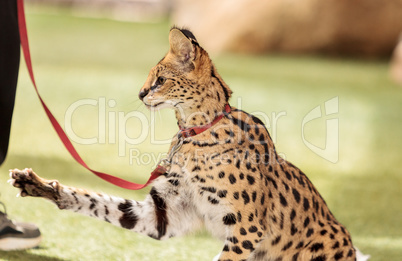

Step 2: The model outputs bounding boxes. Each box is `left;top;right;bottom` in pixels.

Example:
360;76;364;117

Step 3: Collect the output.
10;27;361;261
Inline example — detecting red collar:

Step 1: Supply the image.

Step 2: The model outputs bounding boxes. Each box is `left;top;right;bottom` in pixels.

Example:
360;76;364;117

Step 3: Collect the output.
179;104;231;138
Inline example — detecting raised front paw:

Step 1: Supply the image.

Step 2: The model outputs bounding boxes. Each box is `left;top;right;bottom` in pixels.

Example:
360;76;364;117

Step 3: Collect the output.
9;168;61;201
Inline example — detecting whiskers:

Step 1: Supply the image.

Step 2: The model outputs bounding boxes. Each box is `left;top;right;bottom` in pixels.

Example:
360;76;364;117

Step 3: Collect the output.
157;108;163;123
123;96;147;113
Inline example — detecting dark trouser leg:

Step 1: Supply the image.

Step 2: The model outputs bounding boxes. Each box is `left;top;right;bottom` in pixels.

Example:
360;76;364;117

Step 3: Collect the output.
0;0;20;165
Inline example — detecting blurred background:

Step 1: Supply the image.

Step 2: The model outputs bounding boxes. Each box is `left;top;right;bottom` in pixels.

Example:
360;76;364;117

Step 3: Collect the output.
1;0;402;260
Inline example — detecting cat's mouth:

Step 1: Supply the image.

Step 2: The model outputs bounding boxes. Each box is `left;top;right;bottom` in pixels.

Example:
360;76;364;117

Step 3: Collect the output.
144;101;164;108
144;101;184;110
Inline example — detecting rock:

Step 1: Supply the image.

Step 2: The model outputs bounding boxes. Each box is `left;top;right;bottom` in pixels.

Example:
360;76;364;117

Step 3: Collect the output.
390;35;402;85
172;0;402;57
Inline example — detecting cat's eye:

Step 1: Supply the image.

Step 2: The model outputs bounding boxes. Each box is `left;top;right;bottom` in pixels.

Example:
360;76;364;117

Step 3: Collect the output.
156;76;166;85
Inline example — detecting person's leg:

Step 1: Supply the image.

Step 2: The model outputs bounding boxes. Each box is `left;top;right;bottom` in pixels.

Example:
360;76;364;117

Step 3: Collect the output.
0;0;42;251
0;0;20;165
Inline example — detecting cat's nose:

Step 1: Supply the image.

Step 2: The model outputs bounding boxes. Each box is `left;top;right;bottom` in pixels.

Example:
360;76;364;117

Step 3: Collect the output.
138;89;149;101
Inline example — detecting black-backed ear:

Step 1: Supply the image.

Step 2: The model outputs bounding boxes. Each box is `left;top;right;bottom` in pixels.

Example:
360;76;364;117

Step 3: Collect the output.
169;28;195;64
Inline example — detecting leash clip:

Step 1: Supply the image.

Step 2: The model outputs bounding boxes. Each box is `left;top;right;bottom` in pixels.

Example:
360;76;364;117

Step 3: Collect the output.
156;136;184;172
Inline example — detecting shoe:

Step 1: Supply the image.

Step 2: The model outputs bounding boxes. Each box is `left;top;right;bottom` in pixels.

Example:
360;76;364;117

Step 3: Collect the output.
0;202;41;251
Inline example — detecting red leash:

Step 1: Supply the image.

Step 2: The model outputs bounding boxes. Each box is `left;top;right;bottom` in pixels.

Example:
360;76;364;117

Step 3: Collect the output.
16;0;162;190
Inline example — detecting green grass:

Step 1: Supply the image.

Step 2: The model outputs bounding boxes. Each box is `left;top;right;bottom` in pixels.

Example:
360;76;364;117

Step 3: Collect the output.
1;4;402;261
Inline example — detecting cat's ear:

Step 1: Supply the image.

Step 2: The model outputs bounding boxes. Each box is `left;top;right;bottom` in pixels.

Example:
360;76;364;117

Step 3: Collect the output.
169;28;195;64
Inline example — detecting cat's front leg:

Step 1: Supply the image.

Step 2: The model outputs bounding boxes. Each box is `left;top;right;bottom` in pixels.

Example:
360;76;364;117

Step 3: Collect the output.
9;168;128;223
9;168;199;240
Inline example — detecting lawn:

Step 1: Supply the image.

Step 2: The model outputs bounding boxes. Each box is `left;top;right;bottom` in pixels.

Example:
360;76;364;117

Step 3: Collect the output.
1;4;402;261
